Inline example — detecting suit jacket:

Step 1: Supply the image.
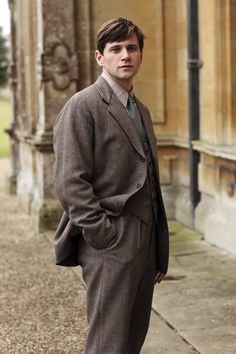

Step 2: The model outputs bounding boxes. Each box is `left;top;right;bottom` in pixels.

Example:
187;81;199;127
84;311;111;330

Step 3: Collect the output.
53;75;169;274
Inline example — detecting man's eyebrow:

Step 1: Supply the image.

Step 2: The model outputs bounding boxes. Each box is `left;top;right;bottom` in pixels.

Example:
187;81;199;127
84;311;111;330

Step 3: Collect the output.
109;43;139;49
127;44;139;48
109;44;121;49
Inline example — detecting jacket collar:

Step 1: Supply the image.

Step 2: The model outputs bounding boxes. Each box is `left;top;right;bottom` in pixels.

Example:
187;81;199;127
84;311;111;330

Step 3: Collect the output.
95;75;145;158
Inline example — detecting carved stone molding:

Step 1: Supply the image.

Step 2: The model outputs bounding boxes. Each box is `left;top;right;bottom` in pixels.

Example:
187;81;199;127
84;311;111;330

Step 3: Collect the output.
219;165;236;198
27;132;54;152
41;39;78;91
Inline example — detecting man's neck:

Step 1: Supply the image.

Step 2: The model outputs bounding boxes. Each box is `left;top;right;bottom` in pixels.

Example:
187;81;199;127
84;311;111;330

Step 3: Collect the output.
116;79;132;92
103;70;132;92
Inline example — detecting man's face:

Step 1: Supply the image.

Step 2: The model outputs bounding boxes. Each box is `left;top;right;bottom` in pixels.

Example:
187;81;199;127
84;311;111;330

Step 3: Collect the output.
95;33;142;90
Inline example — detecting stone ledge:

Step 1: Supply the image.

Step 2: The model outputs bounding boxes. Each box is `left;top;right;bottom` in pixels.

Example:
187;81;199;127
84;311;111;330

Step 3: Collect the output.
6;129;54;152
156;136;236;162
156;135;189;149
193;140;236;161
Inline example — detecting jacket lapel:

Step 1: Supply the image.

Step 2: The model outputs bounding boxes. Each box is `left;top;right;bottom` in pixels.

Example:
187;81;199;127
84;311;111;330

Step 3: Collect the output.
95;76;145;158
135;97;159;170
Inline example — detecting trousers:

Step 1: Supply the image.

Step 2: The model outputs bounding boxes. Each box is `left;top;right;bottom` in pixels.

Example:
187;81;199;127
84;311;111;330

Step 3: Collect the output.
77;206;157;354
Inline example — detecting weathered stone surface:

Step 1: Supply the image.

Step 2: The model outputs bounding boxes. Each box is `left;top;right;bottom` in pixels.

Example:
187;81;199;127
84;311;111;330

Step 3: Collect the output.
7;0;79;231
196;197;236;254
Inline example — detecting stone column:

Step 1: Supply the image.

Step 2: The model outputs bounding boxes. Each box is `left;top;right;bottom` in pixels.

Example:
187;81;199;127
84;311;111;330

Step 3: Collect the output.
5;0;20;194
30;0;79;231
8;0;79;232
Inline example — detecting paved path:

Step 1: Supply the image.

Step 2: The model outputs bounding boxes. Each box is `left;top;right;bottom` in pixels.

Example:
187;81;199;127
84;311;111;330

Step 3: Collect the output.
0;159;87;353
143;223;236;354
0;158;236;353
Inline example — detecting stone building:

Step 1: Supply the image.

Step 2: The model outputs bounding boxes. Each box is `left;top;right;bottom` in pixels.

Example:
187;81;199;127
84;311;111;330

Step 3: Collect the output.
6;0;236;254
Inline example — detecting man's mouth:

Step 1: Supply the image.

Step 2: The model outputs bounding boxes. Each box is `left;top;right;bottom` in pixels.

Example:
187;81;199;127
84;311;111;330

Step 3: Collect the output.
119;65;133;69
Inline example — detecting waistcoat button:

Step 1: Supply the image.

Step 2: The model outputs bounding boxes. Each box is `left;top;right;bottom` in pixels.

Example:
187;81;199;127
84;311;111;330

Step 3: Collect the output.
117;202;123;209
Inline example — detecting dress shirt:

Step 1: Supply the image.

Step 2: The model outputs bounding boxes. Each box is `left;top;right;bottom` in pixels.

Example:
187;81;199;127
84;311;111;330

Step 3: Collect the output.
102;72;131;108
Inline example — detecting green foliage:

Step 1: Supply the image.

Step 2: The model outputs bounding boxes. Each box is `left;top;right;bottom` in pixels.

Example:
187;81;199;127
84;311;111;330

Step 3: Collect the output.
0;99;11;157
0;26;8;87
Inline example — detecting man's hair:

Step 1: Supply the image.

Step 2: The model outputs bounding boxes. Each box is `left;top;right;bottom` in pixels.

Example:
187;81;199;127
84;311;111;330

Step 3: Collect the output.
96;18;145;54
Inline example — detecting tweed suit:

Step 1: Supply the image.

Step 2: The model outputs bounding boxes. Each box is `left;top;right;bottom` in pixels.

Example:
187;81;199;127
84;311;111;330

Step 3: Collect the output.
53;75;169;353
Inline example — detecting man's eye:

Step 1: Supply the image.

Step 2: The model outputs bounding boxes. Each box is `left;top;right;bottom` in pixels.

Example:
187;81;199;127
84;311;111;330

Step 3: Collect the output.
128;46;138;52
110;47;120;53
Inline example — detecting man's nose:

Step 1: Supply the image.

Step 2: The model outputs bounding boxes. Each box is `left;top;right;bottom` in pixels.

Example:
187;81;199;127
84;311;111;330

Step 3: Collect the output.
121;48;130;60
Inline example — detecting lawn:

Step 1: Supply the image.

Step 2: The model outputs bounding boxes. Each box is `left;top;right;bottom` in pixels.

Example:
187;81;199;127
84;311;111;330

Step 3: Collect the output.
0;99;11;158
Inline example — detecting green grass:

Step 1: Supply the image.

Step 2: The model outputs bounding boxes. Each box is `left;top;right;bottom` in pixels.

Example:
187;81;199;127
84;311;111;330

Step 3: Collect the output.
0;99;11;158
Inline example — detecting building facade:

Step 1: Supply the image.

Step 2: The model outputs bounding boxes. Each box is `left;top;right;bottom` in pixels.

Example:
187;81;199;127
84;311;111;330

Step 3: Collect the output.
6;0;236;253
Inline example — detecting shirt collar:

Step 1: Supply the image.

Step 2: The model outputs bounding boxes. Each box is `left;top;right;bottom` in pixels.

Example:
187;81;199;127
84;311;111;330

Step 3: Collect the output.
102;72;131;107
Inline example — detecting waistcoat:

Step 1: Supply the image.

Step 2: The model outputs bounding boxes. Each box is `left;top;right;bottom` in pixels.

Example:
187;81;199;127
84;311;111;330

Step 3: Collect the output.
125;106;158;224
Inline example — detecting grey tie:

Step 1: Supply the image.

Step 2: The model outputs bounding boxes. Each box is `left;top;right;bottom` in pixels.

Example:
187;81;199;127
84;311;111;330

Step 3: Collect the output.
126;95;144;137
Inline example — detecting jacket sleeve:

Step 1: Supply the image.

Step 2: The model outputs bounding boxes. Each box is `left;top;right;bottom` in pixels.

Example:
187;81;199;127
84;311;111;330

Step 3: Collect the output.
53;94;116;249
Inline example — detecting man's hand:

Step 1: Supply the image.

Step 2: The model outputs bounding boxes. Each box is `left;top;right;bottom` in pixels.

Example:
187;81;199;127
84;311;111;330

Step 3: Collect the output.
155;271;166;284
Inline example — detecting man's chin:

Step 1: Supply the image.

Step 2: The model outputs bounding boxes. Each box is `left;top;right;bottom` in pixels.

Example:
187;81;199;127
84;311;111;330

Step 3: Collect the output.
118;73;134;81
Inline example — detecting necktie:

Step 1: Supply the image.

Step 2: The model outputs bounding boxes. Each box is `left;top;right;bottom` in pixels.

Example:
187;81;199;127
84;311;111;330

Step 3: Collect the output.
126;95;144;137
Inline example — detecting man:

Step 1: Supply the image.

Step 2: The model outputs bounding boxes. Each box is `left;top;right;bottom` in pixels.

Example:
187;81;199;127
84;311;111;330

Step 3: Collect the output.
53;18;169;354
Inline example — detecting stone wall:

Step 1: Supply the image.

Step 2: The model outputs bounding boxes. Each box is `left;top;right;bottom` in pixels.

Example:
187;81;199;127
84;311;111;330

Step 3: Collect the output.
194;0;236;253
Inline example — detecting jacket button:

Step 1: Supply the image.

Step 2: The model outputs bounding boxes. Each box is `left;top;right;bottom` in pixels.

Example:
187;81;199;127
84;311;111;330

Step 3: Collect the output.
137;183;142;189
117;202;123;209
140;156;145;162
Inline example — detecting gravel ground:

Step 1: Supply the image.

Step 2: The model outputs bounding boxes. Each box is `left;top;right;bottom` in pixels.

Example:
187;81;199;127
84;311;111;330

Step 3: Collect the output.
0;159;87;353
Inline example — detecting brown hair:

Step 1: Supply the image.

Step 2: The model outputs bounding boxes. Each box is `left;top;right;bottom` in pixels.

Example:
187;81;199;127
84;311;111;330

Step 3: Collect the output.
96;18;145;54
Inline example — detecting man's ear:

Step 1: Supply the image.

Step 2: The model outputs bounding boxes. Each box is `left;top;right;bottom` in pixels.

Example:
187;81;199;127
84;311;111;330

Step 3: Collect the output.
95;50;104;67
